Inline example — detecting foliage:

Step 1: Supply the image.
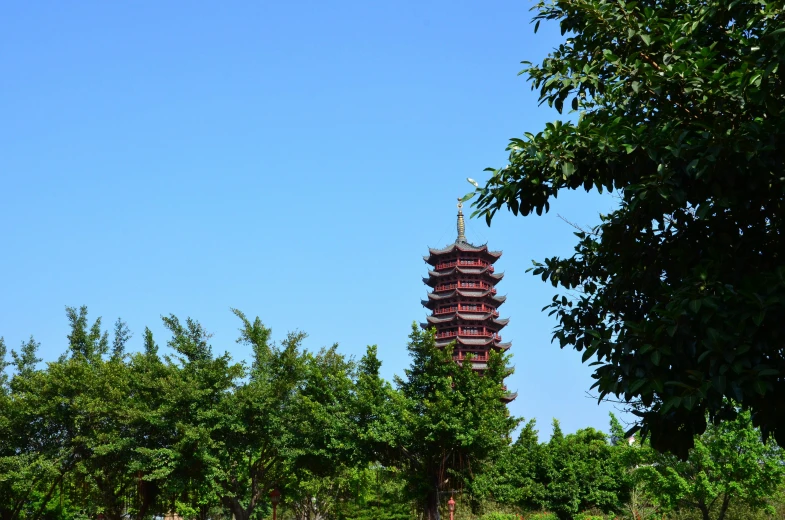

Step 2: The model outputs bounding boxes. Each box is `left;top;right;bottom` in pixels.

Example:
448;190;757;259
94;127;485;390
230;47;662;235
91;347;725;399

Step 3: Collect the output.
635;409;785;520
524;513;558;520
469;0;785;456
479;512;518;520
393;325;520;519
541;424;632;519
4;309;785;520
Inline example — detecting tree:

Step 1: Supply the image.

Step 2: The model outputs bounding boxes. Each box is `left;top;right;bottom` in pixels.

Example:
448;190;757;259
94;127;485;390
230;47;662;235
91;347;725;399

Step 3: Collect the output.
539;421;631;519
124;327;172;518
156;314;243;520
395;325;519;519
474;419;545;511
636;409;785;520
469;0;785;456
0;337;54;520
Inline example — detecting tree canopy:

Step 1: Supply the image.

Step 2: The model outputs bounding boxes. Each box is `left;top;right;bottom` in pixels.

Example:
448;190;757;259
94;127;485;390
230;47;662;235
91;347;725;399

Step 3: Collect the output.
637;409;785;520
3;308;785;519
470;0;785;456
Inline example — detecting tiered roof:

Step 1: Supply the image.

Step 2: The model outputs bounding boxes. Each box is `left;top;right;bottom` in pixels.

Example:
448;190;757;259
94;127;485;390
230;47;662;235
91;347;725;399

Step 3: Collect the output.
421;290;506;309
423;243;502;265
424;265;504;284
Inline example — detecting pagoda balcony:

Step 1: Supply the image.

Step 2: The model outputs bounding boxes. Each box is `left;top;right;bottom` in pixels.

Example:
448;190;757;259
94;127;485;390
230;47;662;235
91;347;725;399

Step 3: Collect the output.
458;259;491;267
435;261;457;270
435;260;494;270
434;282;497;292
436;331;458;339
435;305;499;315
454;352;489;362
436;330;503;341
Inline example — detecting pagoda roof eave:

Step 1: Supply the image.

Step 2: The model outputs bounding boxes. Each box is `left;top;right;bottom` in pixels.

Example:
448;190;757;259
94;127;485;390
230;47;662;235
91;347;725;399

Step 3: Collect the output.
425;266;504;279
426;242;502;257
432;337;512;348
424;313;510;325
422;290;507;306
423;242;502;265
425;289;502;300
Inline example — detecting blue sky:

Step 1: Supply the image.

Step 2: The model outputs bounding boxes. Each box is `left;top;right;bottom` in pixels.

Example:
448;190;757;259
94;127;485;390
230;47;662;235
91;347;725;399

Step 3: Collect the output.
1;1;625;438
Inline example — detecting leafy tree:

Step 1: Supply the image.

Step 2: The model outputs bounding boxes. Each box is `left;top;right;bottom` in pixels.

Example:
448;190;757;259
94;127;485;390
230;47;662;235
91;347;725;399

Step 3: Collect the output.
469;0;785;456
394;325;519;519
157;314;243;520
474;419;545;511
0;337;49;520
123;327;172;518
636;410;785;520
351;346;401;468
540;422;631;519
213;310;307;520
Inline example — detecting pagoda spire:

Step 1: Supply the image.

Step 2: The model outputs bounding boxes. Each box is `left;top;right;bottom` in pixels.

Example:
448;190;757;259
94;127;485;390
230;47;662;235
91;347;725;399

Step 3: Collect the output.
456;199;467;243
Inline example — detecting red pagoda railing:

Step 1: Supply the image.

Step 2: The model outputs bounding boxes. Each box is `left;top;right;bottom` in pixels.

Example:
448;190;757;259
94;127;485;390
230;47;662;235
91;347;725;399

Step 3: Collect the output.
455;352;489;362
436;329;502;341
435;282;458;291
460;329;489;337
435;329;503;340
435;304;499;315
434;282;497;292
458;259;487;267
435;259;492;270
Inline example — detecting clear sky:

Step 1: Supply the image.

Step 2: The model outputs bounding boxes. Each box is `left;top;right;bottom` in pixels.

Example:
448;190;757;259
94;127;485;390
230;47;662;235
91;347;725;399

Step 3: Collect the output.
1;1;625;439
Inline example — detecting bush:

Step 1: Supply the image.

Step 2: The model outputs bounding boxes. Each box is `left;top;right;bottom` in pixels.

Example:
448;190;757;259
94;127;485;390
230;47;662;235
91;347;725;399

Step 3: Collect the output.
525;513;558;520
480;513;518;520
573;514;606;520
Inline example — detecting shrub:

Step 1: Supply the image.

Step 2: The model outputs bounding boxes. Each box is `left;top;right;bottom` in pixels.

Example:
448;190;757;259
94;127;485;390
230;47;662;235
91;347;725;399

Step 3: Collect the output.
525;513;558;520
480;513;518;520
574;514;606;520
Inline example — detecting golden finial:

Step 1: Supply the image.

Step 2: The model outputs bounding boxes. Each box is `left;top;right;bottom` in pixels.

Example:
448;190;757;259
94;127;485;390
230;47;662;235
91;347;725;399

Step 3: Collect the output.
456;198;466;243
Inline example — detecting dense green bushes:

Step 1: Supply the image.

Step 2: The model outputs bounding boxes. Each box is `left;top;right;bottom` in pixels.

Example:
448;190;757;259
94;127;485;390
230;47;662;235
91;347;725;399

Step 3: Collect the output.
2;307;784;520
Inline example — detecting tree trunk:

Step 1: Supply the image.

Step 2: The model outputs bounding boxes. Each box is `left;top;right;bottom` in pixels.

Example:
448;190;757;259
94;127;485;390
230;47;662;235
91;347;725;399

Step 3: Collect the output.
717;494;732;520
699;503;711;520
224;497;251;520
424;478;439;520
135;480;158;519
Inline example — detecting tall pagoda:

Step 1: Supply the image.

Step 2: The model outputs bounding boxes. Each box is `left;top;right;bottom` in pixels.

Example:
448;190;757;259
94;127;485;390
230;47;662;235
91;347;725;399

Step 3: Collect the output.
421;200;514;400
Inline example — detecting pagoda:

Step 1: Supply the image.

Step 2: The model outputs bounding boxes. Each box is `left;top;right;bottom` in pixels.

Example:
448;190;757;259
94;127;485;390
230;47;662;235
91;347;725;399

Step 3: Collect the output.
421;200;515;400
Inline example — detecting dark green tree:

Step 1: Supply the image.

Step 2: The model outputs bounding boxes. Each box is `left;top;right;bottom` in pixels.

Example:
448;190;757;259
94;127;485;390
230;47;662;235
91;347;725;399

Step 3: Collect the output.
541;423;632;519
395;325;519;520
469;0;785;456
636;410;785;520
158;314;243;520
473;418;545;511
123;327;172;518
